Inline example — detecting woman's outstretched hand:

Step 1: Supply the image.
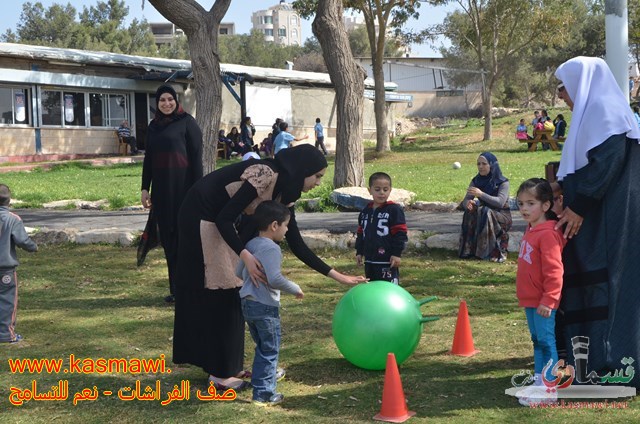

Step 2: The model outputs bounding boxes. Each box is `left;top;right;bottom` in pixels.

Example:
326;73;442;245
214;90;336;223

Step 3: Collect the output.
240;249;267;286
555;207;584;239
328;269;368;286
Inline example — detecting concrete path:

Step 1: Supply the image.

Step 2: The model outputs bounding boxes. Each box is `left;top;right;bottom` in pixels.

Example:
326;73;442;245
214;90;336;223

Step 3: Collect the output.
7;155;527;250
19;208;527;251
19;209;527;235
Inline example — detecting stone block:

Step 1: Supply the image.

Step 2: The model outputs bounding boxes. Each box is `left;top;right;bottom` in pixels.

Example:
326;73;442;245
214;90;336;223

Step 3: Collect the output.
295;198;322;212
74;229;135;246
412;201;459;212
299;230;356;250
31;229;77;245
330;187;415;211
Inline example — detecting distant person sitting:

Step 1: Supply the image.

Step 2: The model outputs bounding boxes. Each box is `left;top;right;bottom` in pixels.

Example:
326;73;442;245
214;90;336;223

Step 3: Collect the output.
260;133;274;158
541;116;555;150
117;120;138;155
532;110;542;128
516;119;532;140
227;126;244;157
273;122;309;155
219;129;242;159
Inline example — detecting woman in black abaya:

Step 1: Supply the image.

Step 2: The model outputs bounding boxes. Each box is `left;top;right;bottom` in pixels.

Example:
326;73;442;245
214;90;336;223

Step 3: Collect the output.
141;85;203;302
173;145;365;389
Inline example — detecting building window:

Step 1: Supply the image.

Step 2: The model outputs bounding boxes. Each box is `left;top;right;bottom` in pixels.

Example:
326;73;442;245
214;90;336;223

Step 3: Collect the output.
279;27;287;37
263;16;273;24
41;90;86;126
265;29;273;36
0;86;32;126
220;28;228;35
292;29;298;40
63;92;86;126
89;93;129;127
291;15;298;26
41;90;62;126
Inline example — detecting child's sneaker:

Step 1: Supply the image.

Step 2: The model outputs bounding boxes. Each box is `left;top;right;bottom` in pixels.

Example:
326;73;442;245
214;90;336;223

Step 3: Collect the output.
8;334;22;343
253;393;284;407
275;367;286;381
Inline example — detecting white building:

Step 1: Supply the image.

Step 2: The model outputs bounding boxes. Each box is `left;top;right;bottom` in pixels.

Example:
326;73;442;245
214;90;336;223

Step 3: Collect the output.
355;56;483;117
251;1;302;46
149;22;235;49
343;15;365;32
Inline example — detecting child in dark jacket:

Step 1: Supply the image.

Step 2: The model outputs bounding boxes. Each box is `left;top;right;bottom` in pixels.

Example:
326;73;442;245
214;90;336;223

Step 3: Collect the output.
355;172;408;284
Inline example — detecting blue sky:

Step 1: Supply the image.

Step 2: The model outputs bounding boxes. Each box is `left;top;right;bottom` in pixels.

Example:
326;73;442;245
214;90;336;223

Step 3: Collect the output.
2;1;454;56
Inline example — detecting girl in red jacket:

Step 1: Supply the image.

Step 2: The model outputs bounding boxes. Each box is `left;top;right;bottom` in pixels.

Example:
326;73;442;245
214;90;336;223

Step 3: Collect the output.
515;178;566;406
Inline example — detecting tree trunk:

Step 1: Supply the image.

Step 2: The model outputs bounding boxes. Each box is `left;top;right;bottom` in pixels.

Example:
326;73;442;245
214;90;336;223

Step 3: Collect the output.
313;0;366;188
373;52;390;151
482;83;492;141
148;0;231;174
362;2;389;153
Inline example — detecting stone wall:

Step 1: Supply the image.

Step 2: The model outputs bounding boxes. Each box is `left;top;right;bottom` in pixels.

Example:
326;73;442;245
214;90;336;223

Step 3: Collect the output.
40;128;119;155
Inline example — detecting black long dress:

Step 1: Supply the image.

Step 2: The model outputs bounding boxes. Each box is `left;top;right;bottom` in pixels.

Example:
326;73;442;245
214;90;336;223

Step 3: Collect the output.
173;160;331;378
559;134;640;387
141;114;203;295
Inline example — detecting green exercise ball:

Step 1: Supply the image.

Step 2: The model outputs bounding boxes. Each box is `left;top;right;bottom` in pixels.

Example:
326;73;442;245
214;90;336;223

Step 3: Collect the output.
332;281;438;370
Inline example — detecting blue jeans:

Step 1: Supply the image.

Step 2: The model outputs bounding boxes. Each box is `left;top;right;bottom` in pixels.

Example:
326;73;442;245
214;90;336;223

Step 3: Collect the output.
525;307;558;380
241;298;281;401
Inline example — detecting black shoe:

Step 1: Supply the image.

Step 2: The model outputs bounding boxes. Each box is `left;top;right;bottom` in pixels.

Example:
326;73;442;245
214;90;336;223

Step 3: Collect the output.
164;294;175;303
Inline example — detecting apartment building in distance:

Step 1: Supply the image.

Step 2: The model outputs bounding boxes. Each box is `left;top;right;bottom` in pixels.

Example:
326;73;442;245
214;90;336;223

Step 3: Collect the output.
251;1;302;46
149;22;235;49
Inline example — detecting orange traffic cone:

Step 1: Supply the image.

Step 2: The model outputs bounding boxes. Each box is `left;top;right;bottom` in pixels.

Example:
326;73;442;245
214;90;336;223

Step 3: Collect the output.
448;300;480;357
373;353;416;423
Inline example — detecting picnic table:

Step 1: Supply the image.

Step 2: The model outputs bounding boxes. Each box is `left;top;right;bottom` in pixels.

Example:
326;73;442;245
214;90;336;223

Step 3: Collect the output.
521;129;565;152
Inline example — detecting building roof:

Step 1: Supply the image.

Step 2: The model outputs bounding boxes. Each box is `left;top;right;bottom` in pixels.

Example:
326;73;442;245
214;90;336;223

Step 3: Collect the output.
0;42;397;90
0;42;191;73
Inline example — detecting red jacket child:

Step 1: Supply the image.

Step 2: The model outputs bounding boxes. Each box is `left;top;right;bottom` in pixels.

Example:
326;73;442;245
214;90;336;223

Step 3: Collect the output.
516;220;566;310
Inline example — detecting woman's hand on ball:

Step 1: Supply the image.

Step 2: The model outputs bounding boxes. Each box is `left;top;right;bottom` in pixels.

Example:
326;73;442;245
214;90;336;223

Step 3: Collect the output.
329;269;367;286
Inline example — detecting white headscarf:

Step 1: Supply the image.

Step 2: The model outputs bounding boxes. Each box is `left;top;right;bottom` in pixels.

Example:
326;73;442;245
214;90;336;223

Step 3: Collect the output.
554;56;640;181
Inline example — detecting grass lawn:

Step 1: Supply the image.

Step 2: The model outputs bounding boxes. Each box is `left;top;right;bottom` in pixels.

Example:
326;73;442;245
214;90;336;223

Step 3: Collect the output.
1;245;637;423
0;111;571;209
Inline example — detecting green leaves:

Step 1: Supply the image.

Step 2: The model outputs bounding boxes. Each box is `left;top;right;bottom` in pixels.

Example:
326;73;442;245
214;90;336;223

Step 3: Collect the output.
3;0;157;56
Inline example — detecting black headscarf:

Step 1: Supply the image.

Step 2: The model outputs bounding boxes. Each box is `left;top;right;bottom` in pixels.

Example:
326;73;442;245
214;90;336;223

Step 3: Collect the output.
471;151;508;197
150;84;187;129
274;144;328;204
